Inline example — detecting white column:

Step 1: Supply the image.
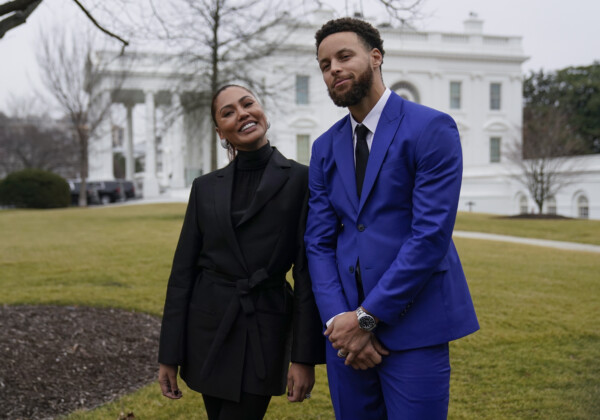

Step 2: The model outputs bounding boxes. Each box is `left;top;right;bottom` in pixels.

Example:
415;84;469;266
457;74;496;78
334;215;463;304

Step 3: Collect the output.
171;93;186;188
125;103;135;181
470;72;485;166
88;90;114;180
432;72;443;111
201;110;212;173
143;90;160;197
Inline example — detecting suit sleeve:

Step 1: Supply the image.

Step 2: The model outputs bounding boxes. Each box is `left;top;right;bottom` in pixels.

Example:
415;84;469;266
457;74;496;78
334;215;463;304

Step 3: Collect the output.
290;185;326;365
304;140;351;323
362;114;463;325
158;179;202;365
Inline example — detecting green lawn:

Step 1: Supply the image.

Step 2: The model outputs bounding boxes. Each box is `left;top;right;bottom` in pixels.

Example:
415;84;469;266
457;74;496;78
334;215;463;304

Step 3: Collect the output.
455;211;600;245
1;205;598;419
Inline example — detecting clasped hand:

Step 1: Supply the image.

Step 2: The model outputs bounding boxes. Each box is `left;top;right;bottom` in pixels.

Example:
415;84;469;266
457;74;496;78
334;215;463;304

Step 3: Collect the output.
324;311;389;370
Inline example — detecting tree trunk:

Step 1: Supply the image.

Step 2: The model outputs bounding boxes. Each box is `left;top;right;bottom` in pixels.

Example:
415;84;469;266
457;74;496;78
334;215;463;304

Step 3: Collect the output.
77;131;88;207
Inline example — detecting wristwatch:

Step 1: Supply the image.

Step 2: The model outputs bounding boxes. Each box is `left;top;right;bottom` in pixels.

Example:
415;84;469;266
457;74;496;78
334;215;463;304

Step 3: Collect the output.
356;307;377;332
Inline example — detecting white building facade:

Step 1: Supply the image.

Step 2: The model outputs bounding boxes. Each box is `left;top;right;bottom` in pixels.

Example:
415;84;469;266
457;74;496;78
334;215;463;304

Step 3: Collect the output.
88;10;600;219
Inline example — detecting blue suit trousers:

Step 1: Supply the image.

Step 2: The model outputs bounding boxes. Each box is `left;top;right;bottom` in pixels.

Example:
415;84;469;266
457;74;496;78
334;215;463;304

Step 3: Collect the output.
326;342;451;420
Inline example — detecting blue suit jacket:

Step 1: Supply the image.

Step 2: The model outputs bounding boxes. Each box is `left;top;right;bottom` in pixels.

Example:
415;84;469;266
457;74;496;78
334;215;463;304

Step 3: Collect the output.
305;92;479;351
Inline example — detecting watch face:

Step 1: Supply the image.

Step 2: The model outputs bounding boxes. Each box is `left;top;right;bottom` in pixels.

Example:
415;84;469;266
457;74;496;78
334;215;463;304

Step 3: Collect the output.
359;315;376;331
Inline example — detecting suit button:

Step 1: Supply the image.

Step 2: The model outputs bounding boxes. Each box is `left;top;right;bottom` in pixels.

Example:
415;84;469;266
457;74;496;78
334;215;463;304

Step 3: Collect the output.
349;266;355;274
357;224;365;232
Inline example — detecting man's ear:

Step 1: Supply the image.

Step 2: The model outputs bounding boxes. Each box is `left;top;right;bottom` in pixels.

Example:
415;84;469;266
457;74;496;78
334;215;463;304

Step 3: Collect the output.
370;48;383;69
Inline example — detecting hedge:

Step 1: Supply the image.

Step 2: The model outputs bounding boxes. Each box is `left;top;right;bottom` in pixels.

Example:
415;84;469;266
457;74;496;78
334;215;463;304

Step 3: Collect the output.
0;169;70;209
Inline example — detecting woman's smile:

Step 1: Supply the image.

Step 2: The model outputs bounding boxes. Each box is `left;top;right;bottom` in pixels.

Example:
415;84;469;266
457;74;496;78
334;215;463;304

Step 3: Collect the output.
214;86;269;152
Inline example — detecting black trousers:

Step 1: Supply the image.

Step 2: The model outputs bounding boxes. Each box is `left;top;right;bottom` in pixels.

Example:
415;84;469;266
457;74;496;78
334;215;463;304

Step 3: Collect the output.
202;392;272;420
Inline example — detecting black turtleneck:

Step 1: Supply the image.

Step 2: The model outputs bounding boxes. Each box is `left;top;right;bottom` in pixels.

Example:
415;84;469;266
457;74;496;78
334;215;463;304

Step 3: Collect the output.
231;142;273;227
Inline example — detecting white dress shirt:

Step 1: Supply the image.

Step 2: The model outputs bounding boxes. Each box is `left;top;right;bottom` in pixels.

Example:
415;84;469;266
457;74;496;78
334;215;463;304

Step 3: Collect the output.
350;87;392;160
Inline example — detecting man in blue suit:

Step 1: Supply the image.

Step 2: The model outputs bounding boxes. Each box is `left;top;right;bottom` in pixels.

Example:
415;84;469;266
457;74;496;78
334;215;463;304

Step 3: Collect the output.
304;18;480;419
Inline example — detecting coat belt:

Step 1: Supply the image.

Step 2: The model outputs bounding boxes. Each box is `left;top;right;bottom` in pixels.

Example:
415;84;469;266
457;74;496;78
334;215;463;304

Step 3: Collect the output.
199;268;285;381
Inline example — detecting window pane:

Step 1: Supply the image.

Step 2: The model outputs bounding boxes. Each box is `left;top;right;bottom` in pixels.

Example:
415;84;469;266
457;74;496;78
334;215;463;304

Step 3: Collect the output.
519;196;528;214
578;196;589;219
296;134;310;165
490;137;501;162
450;81;461;109
296;75;309;105
490;83;501;110
546;197;557;215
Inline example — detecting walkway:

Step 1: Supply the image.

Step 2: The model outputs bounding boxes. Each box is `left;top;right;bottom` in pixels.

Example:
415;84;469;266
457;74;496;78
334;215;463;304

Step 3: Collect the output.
453;231;600;253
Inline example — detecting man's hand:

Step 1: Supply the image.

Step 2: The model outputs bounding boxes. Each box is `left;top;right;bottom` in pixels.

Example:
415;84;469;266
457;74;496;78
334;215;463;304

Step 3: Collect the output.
325;311;390;370
347;334;390;370
158;363;182;399
325;311;371;357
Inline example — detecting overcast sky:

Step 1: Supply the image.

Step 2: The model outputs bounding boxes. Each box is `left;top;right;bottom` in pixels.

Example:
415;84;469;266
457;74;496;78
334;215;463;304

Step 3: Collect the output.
418;0;600;71
1;0;599;113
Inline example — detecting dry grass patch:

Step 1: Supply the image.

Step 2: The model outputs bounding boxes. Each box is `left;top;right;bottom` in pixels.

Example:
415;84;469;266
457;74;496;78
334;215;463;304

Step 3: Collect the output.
1;205;597;419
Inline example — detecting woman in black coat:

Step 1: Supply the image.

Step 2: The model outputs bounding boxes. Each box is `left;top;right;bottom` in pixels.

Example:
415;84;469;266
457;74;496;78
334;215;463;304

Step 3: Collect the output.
157;85;325;420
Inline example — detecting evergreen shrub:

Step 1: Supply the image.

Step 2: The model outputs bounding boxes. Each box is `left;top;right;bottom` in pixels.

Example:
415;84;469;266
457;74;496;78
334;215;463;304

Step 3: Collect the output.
0;169;70;209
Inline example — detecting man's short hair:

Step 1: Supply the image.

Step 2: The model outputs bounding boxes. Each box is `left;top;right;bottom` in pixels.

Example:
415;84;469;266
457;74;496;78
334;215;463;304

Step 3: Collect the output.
315;17;385;60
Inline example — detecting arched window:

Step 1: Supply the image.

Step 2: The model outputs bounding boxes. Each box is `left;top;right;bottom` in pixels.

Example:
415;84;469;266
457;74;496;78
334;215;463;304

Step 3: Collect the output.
519;195;528;214
391;81;420;104
578;195;589;219
546;197;557;215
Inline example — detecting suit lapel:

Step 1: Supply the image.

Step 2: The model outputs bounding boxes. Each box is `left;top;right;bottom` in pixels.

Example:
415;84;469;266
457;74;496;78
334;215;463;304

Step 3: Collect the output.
332;117;359;214
236;148;291;227
215;163;248;272
359;93;405;213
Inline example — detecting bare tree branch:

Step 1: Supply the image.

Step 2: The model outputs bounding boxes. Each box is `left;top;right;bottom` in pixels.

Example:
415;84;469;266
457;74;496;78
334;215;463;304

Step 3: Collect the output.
0;0;39;18
0;0;41;39
71;0;129;51
1;0;129;48
148;0;171;38
377;0;424;22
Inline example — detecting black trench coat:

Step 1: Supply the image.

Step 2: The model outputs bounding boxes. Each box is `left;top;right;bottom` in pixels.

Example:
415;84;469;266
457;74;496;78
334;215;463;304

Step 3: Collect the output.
158;148;325;402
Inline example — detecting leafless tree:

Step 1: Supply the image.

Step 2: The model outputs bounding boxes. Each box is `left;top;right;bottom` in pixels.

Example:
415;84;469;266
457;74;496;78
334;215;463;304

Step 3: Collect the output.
126;0;309;170
1;0;128;49
506;107;581;214
0;111;78;178
36;26;127;206
115;0;425;171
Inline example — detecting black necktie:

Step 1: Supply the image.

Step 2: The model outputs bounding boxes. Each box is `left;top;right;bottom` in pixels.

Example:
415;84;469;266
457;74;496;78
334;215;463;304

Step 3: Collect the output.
355;124;370;198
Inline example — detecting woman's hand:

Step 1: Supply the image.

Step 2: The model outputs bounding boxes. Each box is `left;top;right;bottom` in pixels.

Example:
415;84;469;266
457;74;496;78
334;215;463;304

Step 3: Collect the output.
158;363;182;399
286;362;315;403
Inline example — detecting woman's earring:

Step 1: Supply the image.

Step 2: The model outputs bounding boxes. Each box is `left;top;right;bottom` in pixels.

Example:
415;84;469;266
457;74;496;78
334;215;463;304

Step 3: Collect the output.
220;138;229;149
267;121;271;130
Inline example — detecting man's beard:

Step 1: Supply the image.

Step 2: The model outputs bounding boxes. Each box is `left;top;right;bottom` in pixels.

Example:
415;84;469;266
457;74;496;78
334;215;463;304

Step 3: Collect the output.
328;65;374;108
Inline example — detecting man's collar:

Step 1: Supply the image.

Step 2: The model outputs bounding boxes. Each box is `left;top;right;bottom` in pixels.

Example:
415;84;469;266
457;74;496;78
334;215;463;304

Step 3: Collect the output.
350;87;391;134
